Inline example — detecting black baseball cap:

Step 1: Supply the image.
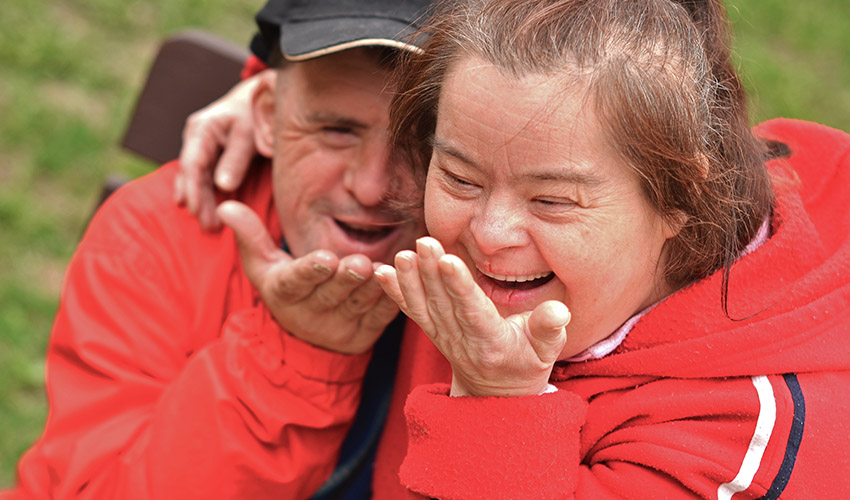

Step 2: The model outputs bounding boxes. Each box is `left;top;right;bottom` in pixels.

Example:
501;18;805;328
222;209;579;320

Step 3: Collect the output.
250;0;435;63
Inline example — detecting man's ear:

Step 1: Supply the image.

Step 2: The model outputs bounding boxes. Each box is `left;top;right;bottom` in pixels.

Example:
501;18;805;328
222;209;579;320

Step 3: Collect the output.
252;71;277;158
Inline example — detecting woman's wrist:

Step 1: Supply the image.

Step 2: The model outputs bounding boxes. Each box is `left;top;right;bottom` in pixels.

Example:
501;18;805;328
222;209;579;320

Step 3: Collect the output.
449;375;556;397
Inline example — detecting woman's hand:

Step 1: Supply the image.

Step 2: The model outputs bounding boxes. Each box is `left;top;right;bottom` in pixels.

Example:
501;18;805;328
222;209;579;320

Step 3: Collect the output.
375;237;570;397
175;69;276;231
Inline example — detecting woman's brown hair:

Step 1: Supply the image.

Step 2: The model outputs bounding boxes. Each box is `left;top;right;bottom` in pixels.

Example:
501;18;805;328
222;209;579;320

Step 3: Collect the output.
391;0;774;303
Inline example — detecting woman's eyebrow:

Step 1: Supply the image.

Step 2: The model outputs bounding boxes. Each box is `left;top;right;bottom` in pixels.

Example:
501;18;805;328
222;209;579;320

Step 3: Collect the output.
432;138;478;168
523;169;604;187
433;138;604;186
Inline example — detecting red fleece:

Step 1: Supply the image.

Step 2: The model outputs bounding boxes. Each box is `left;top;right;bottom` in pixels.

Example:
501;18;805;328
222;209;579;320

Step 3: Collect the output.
375;119;850;499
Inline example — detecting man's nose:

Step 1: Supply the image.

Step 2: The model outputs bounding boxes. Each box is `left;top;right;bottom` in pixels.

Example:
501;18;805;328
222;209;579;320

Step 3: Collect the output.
343;143;393;207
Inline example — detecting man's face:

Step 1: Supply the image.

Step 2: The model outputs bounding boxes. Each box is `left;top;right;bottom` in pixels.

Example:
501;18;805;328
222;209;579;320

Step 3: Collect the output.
269;49;426;263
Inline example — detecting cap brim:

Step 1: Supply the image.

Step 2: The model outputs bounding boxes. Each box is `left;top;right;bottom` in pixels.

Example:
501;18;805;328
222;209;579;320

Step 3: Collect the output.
279;17;422;61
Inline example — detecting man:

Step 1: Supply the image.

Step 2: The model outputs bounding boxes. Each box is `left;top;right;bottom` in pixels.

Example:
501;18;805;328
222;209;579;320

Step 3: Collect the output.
2;0;429;498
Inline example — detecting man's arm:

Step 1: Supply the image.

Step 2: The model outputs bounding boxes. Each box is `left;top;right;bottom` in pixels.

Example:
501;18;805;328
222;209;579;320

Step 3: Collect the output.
10;166;369;499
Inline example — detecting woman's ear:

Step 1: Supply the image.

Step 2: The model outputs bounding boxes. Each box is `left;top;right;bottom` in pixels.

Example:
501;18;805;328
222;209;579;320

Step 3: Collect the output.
663;210;687;240
252;70;277;158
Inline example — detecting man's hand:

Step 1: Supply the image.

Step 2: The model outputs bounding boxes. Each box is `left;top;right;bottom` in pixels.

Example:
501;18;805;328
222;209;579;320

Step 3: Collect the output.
175;70;276;231
217;201;400;354
375;237;570;397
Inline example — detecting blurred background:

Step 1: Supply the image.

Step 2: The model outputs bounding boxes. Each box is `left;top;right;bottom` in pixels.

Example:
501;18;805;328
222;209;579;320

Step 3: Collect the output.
1;0;849;488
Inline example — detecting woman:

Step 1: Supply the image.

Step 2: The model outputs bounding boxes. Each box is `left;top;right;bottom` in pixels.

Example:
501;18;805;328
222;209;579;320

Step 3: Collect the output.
369;0;850;498
381;0;772;395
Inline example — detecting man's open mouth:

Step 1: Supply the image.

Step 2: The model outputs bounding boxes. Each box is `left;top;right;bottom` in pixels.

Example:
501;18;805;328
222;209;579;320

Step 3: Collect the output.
478;269;556;291
334;219;396;243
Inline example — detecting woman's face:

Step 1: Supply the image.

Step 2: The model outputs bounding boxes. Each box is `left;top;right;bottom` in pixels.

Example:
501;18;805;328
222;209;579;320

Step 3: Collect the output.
424;56;678;359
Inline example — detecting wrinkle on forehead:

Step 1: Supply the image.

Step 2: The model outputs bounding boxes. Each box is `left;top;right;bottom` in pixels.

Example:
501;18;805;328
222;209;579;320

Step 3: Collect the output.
438;55;608;184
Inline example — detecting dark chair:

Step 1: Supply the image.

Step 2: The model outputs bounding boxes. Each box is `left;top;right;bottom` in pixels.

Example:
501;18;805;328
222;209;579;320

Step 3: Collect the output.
121;29;249;164
94;30;250;210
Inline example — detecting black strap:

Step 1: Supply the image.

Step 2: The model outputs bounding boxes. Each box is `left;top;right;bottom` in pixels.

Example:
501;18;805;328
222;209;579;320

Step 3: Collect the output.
309;313;405;500
756;373;806;500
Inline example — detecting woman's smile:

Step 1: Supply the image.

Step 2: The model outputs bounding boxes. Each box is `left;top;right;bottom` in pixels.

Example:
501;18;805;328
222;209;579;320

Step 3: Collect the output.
424;55;677;359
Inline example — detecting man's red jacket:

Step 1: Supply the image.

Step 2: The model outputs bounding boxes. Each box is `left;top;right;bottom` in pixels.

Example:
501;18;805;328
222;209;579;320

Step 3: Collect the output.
6;161;377;499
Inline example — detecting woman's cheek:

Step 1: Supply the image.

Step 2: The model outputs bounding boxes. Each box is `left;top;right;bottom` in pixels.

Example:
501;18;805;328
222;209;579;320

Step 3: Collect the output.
423;188;458;239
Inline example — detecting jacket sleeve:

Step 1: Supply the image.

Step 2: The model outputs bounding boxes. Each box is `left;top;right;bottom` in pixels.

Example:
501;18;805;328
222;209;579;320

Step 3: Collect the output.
399;376;801;500
399;384;587;500
11;182;369;499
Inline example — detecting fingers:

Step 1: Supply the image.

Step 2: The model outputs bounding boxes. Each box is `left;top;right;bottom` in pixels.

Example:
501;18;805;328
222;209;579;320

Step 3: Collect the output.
266;249;339;303
180;139;223;230
374;264;407;311
392;249;435;332
212;71;270;192
218;202;391;326
177;72;267;230
217;200;288;287
435;253;501;336
311;256;399;329
214;118;257;192
272;252;388;318
278;253;398;354
414;238;448;309
349;264;401;335
196;177;222;231
526;300;570;364
179;114;221;215
173;172;186;205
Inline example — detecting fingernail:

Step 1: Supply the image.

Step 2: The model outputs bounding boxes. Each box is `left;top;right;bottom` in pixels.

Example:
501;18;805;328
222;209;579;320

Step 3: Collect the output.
438;256;457;277
416;238;433;258
313;263;333;274
347;268;366;281
396;253;413;271
217;172;233;190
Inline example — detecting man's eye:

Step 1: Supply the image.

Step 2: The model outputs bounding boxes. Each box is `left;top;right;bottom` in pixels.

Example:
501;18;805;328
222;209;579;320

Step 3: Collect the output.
323;126;354;135
321;126;358;147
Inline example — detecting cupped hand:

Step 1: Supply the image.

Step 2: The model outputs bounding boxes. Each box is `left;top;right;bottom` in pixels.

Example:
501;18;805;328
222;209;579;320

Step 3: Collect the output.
218;201;399;354
175;69;276;231
375;237;570;397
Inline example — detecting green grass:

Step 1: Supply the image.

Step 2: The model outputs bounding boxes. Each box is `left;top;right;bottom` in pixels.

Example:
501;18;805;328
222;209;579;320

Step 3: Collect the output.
0;0;257;488
730;0;850;131
1;0;849;490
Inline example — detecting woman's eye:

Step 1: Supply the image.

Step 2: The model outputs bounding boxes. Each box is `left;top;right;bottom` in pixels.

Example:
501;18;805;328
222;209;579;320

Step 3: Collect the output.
448;173;476;187
534;197;577;209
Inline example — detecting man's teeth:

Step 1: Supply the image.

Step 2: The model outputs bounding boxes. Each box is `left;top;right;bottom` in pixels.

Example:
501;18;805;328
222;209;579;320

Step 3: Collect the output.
479;269;552;283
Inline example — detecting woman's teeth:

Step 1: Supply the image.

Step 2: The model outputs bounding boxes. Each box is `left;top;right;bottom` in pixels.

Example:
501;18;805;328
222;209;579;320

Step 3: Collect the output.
479;269;553;283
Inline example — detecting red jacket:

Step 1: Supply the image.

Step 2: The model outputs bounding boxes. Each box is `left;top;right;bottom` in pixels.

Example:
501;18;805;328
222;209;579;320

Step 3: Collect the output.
379;119;850;499
4;163;374;499
4;119;849;500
